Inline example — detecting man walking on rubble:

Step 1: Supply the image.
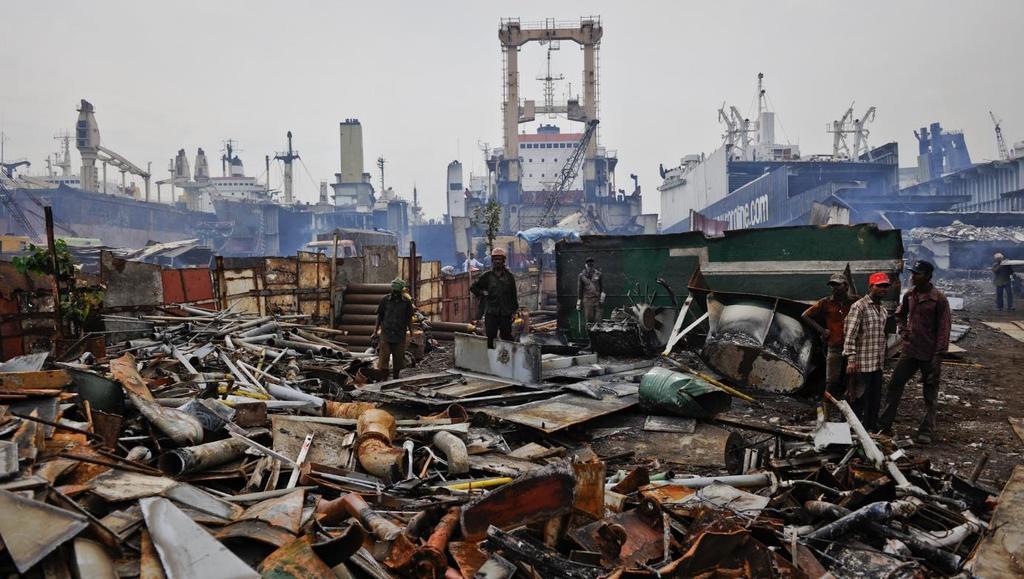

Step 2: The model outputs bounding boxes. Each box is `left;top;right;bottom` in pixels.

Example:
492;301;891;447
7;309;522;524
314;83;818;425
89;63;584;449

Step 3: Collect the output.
576;257;605;326
374;277;416;379
878;260;951;444
470;247;519;349
802;272;856;399
993;252;1015;311
842;272;891;430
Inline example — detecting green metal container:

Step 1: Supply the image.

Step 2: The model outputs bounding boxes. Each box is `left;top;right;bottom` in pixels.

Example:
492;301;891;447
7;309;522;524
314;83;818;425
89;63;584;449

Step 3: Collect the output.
639;366;731;419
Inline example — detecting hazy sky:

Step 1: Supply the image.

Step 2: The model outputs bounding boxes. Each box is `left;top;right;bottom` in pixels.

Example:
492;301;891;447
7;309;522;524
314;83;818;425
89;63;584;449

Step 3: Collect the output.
3;1;1022;218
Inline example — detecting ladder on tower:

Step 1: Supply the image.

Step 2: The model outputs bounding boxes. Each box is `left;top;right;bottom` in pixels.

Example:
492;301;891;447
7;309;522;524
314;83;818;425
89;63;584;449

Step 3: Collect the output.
538;119;599;227
0;178;42;241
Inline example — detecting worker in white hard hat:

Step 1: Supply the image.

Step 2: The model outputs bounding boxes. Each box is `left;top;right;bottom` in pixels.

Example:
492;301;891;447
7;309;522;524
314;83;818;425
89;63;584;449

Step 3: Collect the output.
993;252;1014;311
470;247;519;348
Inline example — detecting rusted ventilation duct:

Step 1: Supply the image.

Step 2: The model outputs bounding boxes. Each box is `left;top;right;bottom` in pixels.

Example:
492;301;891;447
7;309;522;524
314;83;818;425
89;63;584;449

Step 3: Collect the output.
158;437;248;476
700;292;816;393
431;431;469;475
316;493;403;540
110;354;203;446
324;401;377;419
356;409;405;481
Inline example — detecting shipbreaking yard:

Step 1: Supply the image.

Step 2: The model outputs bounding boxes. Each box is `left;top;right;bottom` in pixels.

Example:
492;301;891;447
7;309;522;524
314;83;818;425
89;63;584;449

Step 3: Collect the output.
0;221;1022;578
3;5;1024;578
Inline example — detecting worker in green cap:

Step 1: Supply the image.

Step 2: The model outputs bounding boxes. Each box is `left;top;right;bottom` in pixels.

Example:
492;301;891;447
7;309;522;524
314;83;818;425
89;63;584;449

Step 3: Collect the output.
374;277;416;379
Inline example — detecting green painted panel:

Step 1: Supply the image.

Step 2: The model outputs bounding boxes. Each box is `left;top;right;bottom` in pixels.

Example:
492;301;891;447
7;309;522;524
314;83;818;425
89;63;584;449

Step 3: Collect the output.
554;224;904;340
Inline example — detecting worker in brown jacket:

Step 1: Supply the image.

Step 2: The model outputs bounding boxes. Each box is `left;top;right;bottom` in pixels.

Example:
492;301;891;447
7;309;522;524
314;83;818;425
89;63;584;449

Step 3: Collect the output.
878;260;952;443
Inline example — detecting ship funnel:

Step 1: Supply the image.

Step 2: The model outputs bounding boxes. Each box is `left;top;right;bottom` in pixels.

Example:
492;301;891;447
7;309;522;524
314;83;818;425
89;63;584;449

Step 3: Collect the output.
194;148;210;182
174;149;191;181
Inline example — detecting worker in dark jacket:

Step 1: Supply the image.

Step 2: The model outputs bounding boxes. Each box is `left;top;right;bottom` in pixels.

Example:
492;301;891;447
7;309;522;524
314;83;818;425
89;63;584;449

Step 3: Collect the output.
993;252;1015;311
374;277;416;379
576;257;605;326
878;260;952;443
470;247;518;348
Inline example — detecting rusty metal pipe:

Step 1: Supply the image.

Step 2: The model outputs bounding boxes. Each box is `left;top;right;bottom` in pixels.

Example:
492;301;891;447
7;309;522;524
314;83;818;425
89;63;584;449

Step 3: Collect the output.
235;333;276;344
333;314;378;326
239;321;280;338
317;493;402;540
266;383;325;413
217;315;273;335
424;321;476;333
325;401;377;418
343;294;388;305
158;437;248;476
336;324;377;334
346;283;393;294
431;431;469;475
341;303;380;315
413;507;461;578
269;338;333;356
356;409;405;481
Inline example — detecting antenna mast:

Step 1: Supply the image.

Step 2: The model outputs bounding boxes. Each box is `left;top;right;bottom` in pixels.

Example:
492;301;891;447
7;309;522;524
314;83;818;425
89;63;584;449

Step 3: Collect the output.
274;131;300;204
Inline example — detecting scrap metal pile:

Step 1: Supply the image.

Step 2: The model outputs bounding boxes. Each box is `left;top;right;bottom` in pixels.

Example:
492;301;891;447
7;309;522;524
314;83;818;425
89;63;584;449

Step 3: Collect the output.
0;305;1011;577
908;220;1024;243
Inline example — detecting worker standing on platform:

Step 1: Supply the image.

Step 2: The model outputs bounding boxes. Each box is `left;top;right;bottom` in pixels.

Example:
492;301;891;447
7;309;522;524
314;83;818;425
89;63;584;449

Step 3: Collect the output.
576;257;605;326
374;278;415;379
842;272;891;430
878;260;951;444
471;247;519;349
802;273;856;399
993;252;1015;311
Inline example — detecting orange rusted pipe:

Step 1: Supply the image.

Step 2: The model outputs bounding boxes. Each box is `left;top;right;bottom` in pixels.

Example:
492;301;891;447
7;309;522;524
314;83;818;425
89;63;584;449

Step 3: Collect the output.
316;493;402;541
413;507;461;579
324;401;377;419
356;408;405;481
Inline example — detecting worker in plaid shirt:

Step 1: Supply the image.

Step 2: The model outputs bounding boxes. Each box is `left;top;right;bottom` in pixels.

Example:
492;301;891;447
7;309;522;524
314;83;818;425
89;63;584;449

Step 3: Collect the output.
841;272;892;430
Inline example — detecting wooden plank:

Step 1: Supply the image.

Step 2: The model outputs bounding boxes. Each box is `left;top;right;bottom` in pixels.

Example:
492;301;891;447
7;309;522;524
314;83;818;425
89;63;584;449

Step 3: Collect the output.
435;378;512;399
972;465;1024;577
483;392;638;433
0;370;71;391
1008;417;1024;445
982;321;1024;343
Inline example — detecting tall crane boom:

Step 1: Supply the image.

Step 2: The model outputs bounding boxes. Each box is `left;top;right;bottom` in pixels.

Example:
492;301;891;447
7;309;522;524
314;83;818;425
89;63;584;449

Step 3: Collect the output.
990;111;1009;161
0;179;41;241
539;119;599;226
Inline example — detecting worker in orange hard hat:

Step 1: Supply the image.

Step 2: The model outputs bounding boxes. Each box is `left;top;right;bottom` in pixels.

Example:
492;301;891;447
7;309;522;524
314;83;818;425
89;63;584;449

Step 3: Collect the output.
470;246;518;348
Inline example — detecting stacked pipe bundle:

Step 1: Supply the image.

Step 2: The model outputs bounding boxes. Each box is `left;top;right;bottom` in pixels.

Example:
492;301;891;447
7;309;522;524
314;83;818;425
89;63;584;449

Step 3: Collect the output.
337;283;391;348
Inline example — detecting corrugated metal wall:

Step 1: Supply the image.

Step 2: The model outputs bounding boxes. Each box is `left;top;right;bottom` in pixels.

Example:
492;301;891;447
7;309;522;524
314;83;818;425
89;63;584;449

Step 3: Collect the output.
0;263;57;361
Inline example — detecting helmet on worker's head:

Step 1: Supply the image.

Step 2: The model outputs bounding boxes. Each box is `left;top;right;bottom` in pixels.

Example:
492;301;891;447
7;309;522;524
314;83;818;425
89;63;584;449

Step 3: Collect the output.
994;252;1005;261
491;247;507;258
390;277;406;291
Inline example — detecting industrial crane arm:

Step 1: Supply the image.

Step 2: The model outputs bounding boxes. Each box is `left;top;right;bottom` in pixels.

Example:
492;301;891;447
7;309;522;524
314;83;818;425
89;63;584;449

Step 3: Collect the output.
539;119;599;227
98;146;150;178
0;178;42;241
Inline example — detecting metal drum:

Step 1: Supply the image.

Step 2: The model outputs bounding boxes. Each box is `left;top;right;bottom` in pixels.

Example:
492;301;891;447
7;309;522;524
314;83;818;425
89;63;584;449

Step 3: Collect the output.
701;293;816;393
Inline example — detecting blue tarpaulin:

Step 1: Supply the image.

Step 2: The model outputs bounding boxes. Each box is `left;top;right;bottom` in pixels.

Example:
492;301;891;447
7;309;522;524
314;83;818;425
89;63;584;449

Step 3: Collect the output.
515;227;581;245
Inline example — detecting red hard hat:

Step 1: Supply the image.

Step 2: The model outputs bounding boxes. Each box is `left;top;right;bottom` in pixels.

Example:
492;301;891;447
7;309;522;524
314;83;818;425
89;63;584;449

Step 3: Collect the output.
868;272;890;286
491;247;506;258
